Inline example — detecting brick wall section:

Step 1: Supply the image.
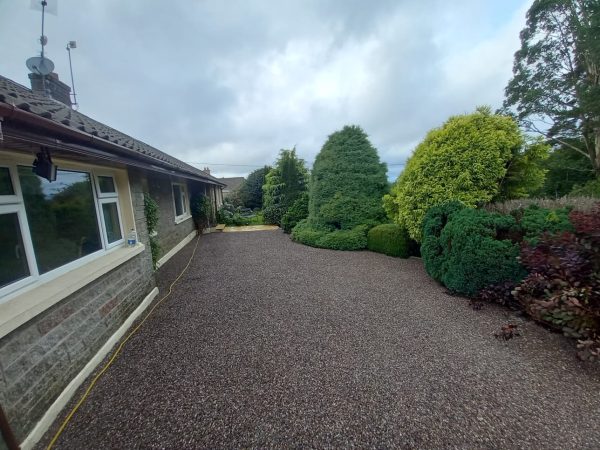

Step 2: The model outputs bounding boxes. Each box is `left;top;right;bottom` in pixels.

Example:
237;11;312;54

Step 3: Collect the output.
0;170;155;443
147;173;196;257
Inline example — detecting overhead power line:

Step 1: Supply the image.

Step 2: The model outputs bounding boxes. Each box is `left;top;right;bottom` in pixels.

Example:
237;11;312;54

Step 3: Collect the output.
186;162;406;168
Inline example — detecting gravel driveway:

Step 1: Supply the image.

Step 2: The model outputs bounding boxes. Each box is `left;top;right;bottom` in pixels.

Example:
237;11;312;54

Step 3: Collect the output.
40;230;600;449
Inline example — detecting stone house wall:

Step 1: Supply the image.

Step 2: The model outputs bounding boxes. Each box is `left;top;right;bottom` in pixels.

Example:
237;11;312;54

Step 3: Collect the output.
0;171;156;444
146;172;197;259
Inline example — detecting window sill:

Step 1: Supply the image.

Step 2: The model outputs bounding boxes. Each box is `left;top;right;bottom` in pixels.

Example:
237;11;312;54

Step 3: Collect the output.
174;214;192;225
0;243;145;339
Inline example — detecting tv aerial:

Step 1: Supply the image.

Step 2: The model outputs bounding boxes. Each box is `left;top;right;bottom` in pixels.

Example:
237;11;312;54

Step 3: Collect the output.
26;1;58;91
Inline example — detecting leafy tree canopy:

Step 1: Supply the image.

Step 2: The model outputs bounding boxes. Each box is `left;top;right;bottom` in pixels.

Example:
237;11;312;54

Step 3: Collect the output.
537;143;597;197
384;108;548;241
263;148;308;225
503;0;600;176
238;165;271;209
307;125;388;231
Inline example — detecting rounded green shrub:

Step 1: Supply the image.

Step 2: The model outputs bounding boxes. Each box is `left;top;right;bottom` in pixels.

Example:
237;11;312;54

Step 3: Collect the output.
292;220;368;250
367;224;412;258
437;208;525;296
421;201;466;281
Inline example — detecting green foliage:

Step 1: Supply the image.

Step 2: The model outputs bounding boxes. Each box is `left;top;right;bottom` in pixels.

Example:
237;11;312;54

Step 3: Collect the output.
517;205;574;244
496;137;549;200
292;220;368;250
513;205;600;360
571;178;600;198
385;109;526;241
190;193;212;231
537;145;597;197
437;209;526;296
422;202;579;297
367;224;412;258
149;237;161;269
144;194;160;269
503;0;600;176
238;166;271;209
281;192;309;234
297;125;387;247
421;202;467;281
144;194;159;234
263;149;308;226
217;199;252;226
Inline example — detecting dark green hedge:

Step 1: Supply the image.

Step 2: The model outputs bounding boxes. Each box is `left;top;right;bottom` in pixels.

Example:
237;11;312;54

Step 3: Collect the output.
438;209;525;296
367;224;412;258
292;220;368;250
516;205;573;244
420;202;577;297
421;201;466;282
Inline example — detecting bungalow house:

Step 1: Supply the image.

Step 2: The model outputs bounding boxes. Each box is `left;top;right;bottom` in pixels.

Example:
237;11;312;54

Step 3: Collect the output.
0;73;224;448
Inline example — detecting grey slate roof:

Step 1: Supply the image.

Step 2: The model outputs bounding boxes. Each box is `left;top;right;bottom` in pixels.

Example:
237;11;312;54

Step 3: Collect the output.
219;177;245;192
0;75;224;185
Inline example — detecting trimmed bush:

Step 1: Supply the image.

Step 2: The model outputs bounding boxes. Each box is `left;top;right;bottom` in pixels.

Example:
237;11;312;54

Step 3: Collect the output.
367;224;411;258
281;193;309;234
517;205;573;244
292;220;368;250
421;201;466;281
439;209;525;296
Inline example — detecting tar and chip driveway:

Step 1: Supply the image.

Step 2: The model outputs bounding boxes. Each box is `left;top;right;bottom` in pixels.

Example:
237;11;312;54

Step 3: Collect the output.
40;230;600;449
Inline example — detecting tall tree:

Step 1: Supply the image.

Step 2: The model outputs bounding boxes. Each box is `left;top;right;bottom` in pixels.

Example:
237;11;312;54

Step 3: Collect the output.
238;166;271;209
263;148;308;225
307;125;388;230
503;0;600;176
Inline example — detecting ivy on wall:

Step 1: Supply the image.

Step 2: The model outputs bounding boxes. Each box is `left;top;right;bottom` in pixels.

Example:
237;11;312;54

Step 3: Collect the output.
143;193;161;269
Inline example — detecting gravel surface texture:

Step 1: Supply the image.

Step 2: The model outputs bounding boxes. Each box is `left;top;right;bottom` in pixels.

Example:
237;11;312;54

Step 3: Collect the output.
38;230;600;449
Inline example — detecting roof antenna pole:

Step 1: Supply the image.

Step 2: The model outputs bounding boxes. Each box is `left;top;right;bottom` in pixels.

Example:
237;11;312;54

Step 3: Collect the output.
66;41;78;108
40;0;47;94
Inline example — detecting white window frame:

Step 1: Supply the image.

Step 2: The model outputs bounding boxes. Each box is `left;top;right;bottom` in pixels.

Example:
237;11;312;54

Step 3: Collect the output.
94;173;119;199
172;181;191;223
0;162;127;300
94;172;124;249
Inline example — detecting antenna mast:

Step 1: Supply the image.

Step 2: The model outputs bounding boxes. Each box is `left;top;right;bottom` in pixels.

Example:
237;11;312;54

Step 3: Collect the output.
40;0;48;93
66;41;78;108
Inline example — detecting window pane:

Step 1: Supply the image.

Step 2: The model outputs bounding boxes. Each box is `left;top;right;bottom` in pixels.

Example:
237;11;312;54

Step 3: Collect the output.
0;213;30;288
173;185;183;216
0;167;15;195
97;176;116;194
18;167;102;274
102;202;122;243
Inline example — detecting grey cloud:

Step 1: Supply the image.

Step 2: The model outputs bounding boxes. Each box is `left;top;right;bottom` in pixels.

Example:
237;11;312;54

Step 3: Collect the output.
0;1;532;180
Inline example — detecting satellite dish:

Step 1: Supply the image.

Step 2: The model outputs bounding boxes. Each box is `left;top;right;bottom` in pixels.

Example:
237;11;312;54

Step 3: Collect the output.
26;56;55;75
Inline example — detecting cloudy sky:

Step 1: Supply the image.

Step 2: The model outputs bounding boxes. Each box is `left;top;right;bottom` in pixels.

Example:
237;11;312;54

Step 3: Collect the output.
0;0;531;180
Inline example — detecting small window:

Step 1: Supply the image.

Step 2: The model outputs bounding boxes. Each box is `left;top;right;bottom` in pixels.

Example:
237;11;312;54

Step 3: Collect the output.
94;174;123;247
172;182;189;220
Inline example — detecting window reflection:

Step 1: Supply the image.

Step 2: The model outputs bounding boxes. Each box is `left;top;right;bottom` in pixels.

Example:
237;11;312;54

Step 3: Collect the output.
18;167;102;274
